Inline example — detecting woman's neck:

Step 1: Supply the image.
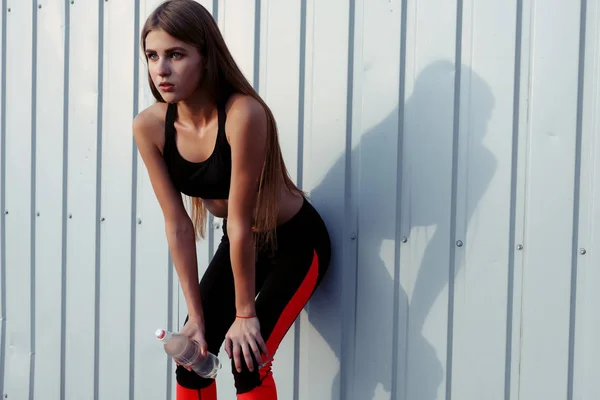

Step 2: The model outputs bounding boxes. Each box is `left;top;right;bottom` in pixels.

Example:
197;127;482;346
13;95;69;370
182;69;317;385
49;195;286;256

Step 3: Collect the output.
176;88;218;130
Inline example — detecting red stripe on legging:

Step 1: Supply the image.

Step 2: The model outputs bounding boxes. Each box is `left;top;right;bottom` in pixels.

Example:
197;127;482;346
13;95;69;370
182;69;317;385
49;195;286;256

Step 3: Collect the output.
265;249;319;355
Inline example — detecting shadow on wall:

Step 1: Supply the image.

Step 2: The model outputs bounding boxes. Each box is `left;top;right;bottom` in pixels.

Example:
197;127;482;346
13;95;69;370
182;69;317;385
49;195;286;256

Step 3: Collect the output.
308;60;497;400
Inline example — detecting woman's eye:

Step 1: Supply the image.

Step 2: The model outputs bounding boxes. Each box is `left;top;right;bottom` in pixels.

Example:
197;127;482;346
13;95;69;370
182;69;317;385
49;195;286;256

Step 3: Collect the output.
147;54;158;61
171;52;183;59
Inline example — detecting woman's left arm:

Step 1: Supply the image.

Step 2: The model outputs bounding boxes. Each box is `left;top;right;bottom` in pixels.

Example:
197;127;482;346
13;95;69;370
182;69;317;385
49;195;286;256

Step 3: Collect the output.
224;96;269;372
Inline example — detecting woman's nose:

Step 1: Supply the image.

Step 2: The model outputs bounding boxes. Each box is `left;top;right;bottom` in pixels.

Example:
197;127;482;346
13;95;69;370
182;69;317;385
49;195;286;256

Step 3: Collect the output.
157;60;170;76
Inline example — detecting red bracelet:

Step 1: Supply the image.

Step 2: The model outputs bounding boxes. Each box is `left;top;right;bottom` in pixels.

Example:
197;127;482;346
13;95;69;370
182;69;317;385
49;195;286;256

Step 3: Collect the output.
236;315;257;319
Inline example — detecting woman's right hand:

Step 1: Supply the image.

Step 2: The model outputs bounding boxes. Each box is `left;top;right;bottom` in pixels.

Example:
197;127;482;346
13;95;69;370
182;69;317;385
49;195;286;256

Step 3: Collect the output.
177;316;208;371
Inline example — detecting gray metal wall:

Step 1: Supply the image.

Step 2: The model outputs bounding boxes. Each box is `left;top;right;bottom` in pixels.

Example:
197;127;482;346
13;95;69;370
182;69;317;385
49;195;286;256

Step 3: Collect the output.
1;0;598;399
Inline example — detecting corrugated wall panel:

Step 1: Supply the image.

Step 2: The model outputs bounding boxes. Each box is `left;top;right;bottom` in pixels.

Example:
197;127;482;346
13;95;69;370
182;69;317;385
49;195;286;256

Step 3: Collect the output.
574;0;600;399
401;0;458;399
353;1;402;400
34;0;65;398
451;1;517;399
509;1;530;398
0;0;6;396
519;1;582;398
64;0;101;398
98;0;136;399
4;2;34;399
2;1;600;400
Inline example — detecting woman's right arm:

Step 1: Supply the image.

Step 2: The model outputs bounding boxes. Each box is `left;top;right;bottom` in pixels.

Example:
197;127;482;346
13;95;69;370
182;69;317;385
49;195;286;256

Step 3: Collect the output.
132;109;204;324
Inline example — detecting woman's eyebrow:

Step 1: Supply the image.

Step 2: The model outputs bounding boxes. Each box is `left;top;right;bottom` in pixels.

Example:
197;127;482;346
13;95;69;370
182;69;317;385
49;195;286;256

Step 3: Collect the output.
145;46;187;53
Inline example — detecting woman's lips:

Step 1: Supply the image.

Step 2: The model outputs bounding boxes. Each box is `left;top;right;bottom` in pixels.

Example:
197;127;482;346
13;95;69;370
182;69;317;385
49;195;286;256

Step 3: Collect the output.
159;82;175;92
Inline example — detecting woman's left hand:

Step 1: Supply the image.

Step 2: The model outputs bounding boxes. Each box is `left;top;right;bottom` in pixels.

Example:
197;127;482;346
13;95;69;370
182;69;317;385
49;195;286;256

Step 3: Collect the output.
225;316;269;372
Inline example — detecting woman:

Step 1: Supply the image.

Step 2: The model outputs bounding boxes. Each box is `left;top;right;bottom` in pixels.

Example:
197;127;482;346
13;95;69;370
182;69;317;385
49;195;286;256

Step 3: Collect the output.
133;1;331;399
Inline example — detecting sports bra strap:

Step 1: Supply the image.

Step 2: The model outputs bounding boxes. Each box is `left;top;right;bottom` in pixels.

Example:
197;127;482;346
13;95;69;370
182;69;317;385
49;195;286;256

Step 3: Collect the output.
165;103;177;136
216;101;228;143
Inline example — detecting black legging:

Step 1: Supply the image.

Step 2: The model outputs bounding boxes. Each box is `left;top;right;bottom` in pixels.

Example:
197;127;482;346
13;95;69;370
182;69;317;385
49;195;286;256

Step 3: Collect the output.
176;197;331;396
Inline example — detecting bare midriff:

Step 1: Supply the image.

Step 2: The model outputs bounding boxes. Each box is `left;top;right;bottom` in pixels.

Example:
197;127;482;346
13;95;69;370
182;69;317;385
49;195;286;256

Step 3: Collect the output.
202;187;304;229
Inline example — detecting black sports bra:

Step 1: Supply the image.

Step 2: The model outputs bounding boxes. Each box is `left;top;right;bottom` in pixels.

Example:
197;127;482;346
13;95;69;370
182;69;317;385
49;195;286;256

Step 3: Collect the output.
162;102;232;199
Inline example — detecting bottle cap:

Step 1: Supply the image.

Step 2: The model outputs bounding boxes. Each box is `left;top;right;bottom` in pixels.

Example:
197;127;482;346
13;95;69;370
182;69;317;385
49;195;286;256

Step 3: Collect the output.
155;329;166;340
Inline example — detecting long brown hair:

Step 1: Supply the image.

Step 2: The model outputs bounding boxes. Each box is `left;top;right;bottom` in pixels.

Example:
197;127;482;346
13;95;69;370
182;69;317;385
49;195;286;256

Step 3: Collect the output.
141;0;300;248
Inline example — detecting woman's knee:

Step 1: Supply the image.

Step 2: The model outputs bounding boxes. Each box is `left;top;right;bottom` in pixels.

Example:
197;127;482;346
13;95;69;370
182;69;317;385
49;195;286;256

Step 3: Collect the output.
175;364;215;390
232;355;274;394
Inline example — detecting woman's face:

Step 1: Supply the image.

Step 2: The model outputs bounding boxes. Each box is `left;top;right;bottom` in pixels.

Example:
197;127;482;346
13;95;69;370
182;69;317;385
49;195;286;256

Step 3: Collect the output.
144;29;204;103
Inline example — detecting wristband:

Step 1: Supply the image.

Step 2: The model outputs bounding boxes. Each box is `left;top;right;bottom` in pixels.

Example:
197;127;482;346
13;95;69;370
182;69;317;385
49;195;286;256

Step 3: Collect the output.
236;315;257;319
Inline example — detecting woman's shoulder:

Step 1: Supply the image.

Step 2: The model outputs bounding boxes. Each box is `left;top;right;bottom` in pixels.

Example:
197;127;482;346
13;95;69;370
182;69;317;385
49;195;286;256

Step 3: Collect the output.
223;94;267;139
224;93;264;118
132;102;170;147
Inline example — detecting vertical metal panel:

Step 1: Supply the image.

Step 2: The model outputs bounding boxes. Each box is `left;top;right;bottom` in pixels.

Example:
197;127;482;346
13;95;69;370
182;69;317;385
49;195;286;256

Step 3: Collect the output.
60;1;71;397
64;0;100;398
451;1;518;400
509;1;530;398
60;0;71;400
394;2;409;399
519;1;582;399
568;2;587;399
33;0;65;399
506;4;525;400
573;0;600;399
400;1;459;399
94;3;105;400
0;0;5;393
3;2;34;400
98;0;136;399
352;1;402;400
129;1;140;398
29;4;38;397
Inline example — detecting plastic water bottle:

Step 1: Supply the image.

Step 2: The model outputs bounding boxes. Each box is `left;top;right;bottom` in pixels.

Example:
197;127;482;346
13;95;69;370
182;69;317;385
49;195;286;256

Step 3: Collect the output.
155;329;222;379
